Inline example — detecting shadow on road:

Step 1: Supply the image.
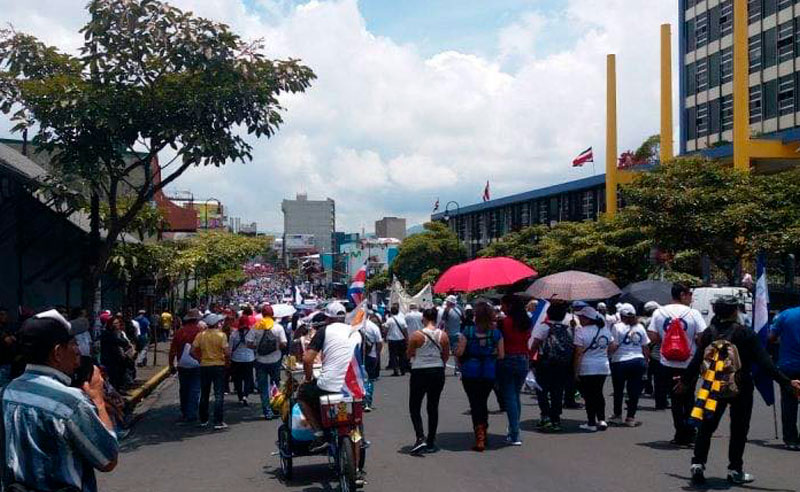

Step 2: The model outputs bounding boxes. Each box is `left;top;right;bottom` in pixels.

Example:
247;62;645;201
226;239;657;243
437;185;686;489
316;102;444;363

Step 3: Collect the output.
425;431;508;452
664;472;796;492
263;461;336;492
635;440;689;451
120;399;265;452
519;418;587;435
749;439;792;452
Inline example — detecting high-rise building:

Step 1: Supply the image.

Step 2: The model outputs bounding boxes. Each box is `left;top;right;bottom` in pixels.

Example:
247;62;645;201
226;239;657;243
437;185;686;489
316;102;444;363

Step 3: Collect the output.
679;0;800;154
375;216;407;240
281;192;335;254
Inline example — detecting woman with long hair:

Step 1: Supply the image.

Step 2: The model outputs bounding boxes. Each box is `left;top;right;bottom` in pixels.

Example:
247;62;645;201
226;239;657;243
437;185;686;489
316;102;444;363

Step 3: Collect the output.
572;302;614;432
498;294;532;445
455;301;504;451
406;307;450;454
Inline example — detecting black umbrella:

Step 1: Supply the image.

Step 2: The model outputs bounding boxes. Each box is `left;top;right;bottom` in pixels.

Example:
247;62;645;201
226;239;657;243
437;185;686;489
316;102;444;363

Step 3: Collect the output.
618;280;673;312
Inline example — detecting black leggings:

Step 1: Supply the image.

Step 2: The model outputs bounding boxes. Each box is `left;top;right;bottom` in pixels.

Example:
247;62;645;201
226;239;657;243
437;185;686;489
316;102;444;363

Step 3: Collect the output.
578;375;607;425
409;367;445;444
462;378;495;427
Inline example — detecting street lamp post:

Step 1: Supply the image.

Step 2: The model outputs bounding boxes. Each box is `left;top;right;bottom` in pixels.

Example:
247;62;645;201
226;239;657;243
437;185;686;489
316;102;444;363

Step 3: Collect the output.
443;200;460;229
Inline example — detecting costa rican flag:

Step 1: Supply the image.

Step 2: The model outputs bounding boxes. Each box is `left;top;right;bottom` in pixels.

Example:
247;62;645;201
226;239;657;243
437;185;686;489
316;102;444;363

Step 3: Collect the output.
347;264;367;305
572;147;593;167
482;181;490;202
342;341;366;399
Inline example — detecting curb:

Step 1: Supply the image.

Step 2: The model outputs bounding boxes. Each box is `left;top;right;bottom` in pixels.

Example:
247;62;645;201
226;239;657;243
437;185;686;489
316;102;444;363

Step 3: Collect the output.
125;366;171;409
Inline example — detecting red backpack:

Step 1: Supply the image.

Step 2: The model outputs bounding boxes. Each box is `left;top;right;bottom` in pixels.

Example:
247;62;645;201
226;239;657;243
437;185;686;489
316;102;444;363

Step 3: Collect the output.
660;313;691;362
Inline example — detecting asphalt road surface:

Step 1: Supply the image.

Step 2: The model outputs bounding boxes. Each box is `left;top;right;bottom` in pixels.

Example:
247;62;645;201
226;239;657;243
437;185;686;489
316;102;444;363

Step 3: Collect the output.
100;369;798;492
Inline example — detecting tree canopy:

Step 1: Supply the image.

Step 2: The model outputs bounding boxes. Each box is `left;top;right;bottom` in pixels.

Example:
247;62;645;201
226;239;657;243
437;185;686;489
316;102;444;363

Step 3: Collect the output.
390;222;466;292
0;0;315;306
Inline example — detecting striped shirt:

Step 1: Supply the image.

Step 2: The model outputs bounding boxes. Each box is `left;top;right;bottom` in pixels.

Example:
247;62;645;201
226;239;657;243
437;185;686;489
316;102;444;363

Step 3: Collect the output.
1;364;119;492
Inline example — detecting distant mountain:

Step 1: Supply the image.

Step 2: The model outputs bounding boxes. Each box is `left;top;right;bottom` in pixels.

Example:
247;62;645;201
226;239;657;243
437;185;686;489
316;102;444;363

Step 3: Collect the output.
406;224;425;236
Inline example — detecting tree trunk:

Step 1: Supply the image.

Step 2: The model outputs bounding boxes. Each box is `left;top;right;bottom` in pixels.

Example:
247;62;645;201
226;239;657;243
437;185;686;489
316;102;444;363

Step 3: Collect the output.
81;190;102;312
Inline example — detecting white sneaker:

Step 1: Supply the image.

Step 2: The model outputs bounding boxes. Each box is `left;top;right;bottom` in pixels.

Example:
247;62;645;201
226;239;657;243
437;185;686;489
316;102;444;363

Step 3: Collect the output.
597;421;608;431
579;423;598;432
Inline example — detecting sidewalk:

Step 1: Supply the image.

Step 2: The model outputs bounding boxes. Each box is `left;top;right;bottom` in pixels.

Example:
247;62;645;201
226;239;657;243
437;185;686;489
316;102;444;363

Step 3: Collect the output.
123;340;172;408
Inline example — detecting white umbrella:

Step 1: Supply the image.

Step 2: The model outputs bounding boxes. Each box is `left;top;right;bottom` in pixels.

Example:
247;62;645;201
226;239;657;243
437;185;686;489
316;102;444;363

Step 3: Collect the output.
271;303;297;319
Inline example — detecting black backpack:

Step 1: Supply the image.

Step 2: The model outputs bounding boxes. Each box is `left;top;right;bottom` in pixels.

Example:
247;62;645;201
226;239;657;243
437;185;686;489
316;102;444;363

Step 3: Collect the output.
256;328;278;356
540;322;574;366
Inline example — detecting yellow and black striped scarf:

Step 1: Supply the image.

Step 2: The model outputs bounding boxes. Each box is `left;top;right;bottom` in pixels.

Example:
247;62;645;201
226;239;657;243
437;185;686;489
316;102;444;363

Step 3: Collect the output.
690;340;741;424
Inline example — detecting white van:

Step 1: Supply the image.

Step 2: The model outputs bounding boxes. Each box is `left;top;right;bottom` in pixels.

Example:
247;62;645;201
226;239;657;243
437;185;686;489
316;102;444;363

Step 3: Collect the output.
691;287;753;325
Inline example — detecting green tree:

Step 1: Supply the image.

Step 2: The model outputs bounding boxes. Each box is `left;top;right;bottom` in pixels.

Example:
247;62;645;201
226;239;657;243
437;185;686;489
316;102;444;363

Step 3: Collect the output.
0;0;314;307
365;270;390;292
390;222;466;289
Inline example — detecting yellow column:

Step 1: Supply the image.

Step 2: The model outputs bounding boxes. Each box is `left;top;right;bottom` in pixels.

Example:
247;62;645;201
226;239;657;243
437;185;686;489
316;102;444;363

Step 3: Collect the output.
733;0;750;171
606;54;618;217
660;24;674;163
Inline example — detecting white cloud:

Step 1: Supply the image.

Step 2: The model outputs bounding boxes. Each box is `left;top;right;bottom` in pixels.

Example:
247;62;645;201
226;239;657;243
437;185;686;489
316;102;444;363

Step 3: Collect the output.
0;0;678;233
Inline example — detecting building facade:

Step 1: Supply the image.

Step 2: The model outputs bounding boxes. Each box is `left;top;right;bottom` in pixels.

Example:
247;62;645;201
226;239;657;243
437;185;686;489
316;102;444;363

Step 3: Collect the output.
282;192;336;254
680;0;800;153
431;174;606;258
375;216;406;240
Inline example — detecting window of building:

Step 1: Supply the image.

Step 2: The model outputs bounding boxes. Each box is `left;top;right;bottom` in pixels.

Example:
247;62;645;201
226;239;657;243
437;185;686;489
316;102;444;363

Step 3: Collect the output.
764;27;778;69
779;21;794;63
750;34;762;73
748;0;762;23
687;106;698;139
779;0;793;11
796;18;800;61
709;98;721;134
764;79;778;119
720;1;734;38
687;19;696;52
582;191;594;220
697;102;709;137
697;57;708;92
686;0;696;9
538;201;547;224
721;47;733;84
686;62;697;94
709;52;721;88
709;6;721;43
721;95;734;130
764;0;778;16
750;85;763;123
779;75;794;115
696;11;709;48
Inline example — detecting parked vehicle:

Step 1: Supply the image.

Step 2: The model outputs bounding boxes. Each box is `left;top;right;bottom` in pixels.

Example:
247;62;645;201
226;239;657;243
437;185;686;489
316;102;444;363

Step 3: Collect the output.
691;287;752;325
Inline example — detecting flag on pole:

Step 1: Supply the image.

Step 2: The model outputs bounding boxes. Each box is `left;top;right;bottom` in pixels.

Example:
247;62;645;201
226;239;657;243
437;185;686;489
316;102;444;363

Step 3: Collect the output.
433;198;440;213
752;252;775;406
342;342;367;399
527;299;550;350
347;263;367;305
482;181;490;202
572;147;593;167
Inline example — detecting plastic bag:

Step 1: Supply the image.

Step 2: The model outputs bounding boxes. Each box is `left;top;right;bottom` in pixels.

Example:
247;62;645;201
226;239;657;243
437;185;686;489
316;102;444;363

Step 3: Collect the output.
290;403;315;441
524;369;542;392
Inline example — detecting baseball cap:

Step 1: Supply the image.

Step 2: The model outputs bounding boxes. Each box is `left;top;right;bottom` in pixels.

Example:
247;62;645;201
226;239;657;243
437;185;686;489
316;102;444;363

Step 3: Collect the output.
202;313;225;327
445;295;458;304
643;301;660;312
19;309;74;352
618;303;637;317
597;302;607;310
572;301;602;322
324;301;346;319
712;295;740;307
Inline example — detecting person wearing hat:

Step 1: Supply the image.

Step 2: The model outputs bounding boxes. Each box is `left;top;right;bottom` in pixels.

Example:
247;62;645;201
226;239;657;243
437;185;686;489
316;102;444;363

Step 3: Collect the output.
297;301;362;453
169;308;204;424
191;313;230;430
230;315;257;406
572;302;614;432
1;309;119;491
608;303;650;427
678;295;800;485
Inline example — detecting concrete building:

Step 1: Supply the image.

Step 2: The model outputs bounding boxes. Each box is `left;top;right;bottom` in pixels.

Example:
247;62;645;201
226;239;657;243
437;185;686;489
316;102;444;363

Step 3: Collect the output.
282;192;335;254
375;216;407;240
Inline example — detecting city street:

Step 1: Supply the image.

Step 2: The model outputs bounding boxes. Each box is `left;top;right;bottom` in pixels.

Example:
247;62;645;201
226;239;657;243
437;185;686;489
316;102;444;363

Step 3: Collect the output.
100;369;798;492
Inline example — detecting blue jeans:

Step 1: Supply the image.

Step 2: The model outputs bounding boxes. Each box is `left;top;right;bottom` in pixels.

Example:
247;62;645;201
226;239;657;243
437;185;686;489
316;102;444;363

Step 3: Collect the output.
500;355;529;441
199;366;226;425
177;367;200;422
255;361;281;417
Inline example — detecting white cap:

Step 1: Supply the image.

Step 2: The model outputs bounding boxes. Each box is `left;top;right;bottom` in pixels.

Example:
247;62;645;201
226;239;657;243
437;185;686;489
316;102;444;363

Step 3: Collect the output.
597;302;607;310
465;304;473;311
324;301;346;319
445;295;458;304
34;309;72;332
644;301;661;312
618;303;637;317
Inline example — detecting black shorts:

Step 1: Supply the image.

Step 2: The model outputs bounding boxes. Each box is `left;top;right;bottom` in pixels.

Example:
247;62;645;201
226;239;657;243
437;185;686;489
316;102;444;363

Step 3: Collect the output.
297;380;336;416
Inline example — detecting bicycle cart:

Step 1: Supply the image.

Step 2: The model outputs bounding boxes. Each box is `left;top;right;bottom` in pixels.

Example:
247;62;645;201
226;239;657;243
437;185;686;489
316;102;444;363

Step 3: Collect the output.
276;363;367;491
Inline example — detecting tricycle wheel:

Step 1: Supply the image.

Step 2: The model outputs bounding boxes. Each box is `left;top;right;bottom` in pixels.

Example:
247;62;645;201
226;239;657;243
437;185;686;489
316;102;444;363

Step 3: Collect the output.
338;436;357;492
278;425;293;481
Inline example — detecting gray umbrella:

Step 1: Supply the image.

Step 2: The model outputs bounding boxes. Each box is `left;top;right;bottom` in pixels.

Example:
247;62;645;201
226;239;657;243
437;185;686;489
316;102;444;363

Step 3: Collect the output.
525;270;621;301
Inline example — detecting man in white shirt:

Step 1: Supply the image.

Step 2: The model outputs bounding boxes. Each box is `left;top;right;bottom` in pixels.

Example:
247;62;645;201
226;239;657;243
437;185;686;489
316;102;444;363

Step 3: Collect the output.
405;303;424;336
647;283;708;446
361;313;383;411
384;305;409;376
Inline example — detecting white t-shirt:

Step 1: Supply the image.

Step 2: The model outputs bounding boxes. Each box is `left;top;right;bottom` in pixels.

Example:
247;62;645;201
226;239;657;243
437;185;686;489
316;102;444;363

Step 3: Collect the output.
610;322;649;363
574;324;613;376
405;311;424;336
254;325;288;364
362;320;383;359
385;315;407;341
309;322;362;393
230;328;256;363
532;314;575;341
647;303;707;369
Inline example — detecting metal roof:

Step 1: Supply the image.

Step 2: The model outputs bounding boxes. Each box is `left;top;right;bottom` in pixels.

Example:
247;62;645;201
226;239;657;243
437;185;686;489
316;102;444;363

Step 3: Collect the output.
0;142;47;182
431;173;606;219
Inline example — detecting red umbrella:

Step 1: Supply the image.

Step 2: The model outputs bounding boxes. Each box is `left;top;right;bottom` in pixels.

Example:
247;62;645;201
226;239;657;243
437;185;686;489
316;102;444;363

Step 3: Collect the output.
433;257;537;294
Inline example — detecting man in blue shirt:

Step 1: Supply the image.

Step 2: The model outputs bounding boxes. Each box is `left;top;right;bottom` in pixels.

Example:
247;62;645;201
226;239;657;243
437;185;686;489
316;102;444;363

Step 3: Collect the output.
1;309;119;491
770;305;800;450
